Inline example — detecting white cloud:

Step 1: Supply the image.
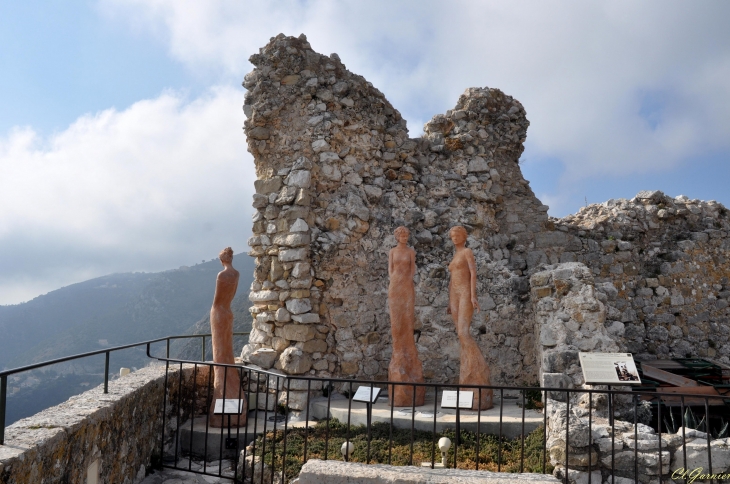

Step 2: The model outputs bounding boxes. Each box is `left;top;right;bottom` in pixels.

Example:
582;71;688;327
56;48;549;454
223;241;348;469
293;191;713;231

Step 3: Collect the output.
101;0;730;182
0;86;254;304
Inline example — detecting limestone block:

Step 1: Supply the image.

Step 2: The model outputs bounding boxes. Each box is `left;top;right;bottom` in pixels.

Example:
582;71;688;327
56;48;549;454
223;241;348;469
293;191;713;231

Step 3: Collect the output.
248;127;270;140
285;170;311;188
286;298;312;314
249;348;278;369
272;337;289;352
249;290;279;302
279;248;308;262
292;313;320;324
311;139;330;152
299;338;328;353
252;194;268;208
278;347;313;374
292;262;311;278
254;177;282;194
273;233;310;247
321;163;341;180
290;218;309;232
276;324;315;342
275;307;291;322
467;156;489;173
673;438;730;473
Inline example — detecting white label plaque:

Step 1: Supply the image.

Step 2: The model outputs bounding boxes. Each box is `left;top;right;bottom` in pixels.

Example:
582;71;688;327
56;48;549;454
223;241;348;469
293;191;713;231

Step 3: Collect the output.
213;399;245;414
440;391;474;409
579;352;641;385
352;386;382;403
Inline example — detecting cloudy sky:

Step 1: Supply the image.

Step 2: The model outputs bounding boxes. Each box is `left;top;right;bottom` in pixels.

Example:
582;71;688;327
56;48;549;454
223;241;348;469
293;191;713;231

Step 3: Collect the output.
1;1;729;305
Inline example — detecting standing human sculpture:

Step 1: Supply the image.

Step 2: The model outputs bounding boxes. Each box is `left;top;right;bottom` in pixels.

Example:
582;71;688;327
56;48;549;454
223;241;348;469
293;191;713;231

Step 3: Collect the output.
209;247;247;427
447;226;493;410
387;226;425;406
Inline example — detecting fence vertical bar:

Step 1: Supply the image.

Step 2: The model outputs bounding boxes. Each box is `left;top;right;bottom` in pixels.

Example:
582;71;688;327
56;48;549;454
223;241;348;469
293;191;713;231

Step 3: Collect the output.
388;383;395;465
203;362;213;474
303;378;311;463
542;389;547;474
166;339;170;358
633;394;638;484
565;390;570;484
520;389;526;473
201;336;206;362
242;368;253;481
270;375;280;484
498;388;504;471
454;388;460;469
409;383;416;466
160;359;170;469
431;384;438;468
174;361;183;468
104;351;110;394
588;390;593;484
189;363;198;471
705;397;712;477
476;388;482;470
368;382;375;464
0;374;7;445
324;380;332;461
345;381;353;462
282;378;292;484
681;396;687;473
657;394;663;484
261;372;271;484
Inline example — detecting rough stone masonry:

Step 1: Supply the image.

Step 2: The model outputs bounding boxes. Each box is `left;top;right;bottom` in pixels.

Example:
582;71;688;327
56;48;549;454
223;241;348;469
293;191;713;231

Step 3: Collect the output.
240;34;730;398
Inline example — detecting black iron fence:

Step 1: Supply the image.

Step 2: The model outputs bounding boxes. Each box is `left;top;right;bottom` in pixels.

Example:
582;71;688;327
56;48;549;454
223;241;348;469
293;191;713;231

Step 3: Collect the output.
151;352;730;484
3;337;730;484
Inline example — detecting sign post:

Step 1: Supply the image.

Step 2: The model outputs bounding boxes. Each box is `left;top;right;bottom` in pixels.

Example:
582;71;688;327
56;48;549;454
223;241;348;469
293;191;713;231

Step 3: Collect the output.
213;399;245;449
352;386;381;442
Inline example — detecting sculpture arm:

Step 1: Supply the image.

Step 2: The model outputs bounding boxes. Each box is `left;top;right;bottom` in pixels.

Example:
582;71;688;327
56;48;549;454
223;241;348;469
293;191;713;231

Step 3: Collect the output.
467;249;480;312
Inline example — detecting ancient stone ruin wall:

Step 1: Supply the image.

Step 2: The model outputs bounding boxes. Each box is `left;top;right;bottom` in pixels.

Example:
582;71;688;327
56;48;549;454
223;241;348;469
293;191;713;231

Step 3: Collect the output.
241;34;730;390
547;191;730;364
242;34;551;386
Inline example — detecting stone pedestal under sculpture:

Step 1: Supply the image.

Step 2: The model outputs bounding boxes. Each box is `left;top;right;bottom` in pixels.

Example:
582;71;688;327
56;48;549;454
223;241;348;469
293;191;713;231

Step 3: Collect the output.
208;247;247;427
387;227;425;407
448;227;493;410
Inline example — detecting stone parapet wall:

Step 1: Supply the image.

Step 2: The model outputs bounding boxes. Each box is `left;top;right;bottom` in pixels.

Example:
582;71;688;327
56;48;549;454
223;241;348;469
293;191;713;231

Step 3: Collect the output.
0;365;196;484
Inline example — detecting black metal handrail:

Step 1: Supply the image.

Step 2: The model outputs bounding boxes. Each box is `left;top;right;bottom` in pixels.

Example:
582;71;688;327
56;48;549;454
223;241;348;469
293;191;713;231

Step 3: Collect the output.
0;332;249;445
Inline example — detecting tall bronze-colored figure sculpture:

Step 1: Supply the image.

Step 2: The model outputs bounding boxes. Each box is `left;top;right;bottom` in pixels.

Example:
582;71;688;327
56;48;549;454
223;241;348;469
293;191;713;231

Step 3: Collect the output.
447;226;493;410
209;247;247;427
388;226;426;406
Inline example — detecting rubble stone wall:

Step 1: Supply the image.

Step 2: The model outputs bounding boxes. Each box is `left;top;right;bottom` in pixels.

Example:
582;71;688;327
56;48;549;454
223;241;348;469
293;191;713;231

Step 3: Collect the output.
242;34;549;386
241;34;730;388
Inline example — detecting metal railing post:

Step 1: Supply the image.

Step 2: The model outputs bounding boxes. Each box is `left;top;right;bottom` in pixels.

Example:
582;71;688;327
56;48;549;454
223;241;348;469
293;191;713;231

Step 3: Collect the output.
201;335;206;361
104;351;110;394
0;374;7;445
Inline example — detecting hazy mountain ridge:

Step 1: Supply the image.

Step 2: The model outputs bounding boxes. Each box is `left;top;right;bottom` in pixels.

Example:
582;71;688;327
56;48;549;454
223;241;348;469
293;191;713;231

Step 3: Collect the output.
0;256;255;370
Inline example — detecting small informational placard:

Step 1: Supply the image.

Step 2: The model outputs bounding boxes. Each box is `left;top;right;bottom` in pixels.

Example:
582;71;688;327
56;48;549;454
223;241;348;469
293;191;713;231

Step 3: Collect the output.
579;352;642;385
213;399;245;415
440;391;474;409
352;386;382;403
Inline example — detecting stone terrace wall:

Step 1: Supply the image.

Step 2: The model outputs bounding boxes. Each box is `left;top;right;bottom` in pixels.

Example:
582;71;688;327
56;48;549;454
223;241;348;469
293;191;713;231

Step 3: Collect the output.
0;365;196;484
242;34;550;386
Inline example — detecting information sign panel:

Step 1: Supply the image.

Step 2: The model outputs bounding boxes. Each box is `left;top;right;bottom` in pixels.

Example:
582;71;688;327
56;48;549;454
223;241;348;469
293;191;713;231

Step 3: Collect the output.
440;390;474;409
352;386;382;403
213;399;245;414
579;352;641;385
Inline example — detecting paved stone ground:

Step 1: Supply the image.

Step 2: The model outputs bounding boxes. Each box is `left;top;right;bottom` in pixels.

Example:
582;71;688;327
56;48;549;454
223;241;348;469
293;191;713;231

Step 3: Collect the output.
140;458;237;483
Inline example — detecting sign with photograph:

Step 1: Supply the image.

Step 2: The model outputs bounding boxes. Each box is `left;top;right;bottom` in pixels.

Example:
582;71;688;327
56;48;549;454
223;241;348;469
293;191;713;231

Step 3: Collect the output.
579;352;642;385
352;386;382;403
440;390;474;409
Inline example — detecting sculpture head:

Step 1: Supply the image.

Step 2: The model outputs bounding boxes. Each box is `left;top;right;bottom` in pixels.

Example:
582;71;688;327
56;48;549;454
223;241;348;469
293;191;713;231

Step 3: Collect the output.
394;226;410;245
449;226;467;246
219;247;234;264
